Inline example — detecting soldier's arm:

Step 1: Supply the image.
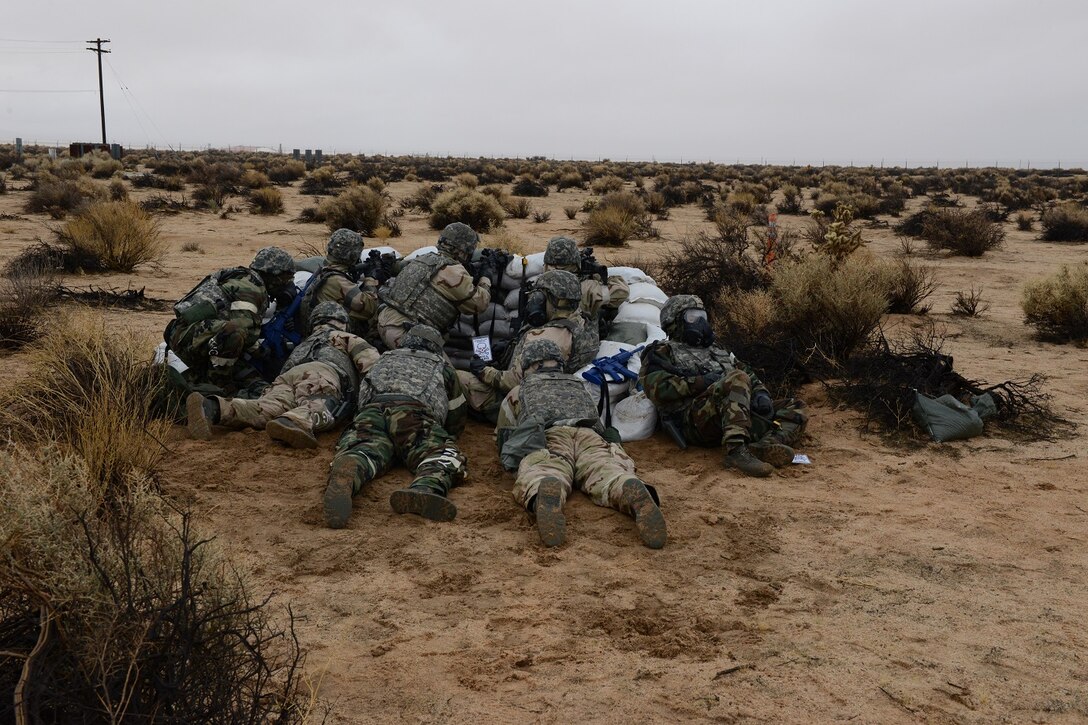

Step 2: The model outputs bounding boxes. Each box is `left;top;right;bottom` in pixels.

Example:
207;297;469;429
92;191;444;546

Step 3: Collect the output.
433;263;492;314
220;276;266;344
480;363;522;395
329;331;381;375
640;344;701;408
342;280;378;326
443;364;468;437
739;360;770;397
603;275;630;309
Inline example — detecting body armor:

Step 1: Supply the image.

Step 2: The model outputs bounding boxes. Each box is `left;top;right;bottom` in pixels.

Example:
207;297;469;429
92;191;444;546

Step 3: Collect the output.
666;341;737;377
282;328;359;393
551;315;600;371
298;266;352;333
173;267;265;323
367;348;449;420
378;252;459;332
518;371;601;429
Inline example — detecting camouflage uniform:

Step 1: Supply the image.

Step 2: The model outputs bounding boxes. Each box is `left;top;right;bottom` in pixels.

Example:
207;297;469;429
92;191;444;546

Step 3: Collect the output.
167;246;294;396
460;270;599;420
495;340;666;548
542;235;630;323
324;325;468;527
640;295;807;475
187;302;379;448
376;223;491;349
298;229;379;337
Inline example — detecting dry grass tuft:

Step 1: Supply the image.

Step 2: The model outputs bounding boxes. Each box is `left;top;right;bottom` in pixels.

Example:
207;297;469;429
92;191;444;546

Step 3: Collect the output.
484;228;527;256
249;186;285;215
0;259;57;349
1022;263;1088;341
55;200;165;272
429;187;505;232
317;184;387;235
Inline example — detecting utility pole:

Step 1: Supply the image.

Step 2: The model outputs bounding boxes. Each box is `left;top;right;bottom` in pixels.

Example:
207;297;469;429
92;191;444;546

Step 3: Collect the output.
86;38;110;145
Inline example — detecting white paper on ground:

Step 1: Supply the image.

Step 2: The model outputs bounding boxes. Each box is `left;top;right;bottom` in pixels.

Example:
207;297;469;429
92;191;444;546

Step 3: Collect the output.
792;454;811;465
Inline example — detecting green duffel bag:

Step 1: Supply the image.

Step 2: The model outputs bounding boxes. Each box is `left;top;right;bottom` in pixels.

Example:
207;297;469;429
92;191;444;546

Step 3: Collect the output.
912;390;984;442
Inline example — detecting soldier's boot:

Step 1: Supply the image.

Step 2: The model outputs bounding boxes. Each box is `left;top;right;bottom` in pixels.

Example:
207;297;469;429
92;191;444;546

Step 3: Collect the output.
748;437;795;468
390;477;457;522
267;416;319;449
619;478;667;549
324;456;362;529
723;443;774;478
186;392;220;441
531;477;566;548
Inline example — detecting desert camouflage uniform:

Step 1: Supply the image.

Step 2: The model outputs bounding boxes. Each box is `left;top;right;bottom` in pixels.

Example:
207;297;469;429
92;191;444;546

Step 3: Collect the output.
640;339;807;447
376;252;492;349
542;235;629;323
298;263;378;337
332;347;468;498
215;328;378;435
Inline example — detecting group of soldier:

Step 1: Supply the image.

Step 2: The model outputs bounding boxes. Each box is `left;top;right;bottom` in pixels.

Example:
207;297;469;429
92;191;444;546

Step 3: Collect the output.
166;223;807;549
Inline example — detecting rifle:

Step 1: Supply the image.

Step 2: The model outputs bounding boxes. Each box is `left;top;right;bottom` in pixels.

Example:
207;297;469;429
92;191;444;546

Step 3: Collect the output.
580;345;644;428
579;246;607;283
360;249;398;283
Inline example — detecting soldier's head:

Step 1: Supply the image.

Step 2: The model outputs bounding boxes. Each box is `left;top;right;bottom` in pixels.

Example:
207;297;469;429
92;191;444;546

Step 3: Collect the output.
524;269;581;326
309;300;350;332
520;339;566;376
326;228;364;267
660;294;714;347
250;246;295;294
401;324;444;355
436;222;479;264
543;236;579;273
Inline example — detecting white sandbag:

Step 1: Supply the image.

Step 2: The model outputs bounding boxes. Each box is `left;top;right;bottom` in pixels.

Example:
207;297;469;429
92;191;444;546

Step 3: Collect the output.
595;340;643;376
612;390;658;442
405;245;438;260
524;252;546;278
576;363;631;406
503;287;521;311
503;254;527;280
644;324;667;344
293;270;312;289
607;266;656;285
614;301;661;327
627;281;668;307
153;342;188;373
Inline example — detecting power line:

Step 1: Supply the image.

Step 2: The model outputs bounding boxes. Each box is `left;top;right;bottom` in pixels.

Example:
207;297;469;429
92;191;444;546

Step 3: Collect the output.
105;56;174;150
0;49;85;54
0;88;97;93
0;37;84;44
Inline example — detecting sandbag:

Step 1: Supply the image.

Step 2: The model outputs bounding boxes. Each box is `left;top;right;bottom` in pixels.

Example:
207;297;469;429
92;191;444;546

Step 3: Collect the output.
604;321;648;346
614;301;662;327
607;266;656;285
293;270;313;289
295;256;325;274
460;303;509;322
644;324;667;344
503;287;522;311
912;392;984;442
612;390;658;442
576;362;631;406
405;245;438;260
627;282;668;308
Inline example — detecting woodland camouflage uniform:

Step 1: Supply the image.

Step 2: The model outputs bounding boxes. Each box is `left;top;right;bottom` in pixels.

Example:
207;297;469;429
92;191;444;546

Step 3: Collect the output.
324;325;468;528
495;339;666;548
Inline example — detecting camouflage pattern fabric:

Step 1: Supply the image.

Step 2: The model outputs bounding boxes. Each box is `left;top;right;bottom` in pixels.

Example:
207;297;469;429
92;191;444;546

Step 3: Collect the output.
436;222;479;262
332;400;466;496
518;371;600;429
544;236;579;267
367;348;450;421
298;264;377;336
327;228;364;265
283;325;378;397
217;361;344;433
250;246;294;276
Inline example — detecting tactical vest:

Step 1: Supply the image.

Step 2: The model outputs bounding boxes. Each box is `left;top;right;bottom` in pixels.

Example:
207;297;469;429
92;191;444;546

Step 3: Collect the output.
298;266;352;334
518;371;601;429
378;252;459;332
282;327;358;393
665;341;737;377
551;314;600;371
367;348;449;421
173;267;264;324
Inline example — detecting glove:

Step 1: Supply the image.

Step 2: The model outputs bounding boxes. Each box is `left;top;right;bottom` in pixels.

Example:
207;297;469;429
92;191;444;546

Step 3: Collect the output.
272;288;296;308
469;355;488;379
595;263;608;283
752;391;774;417
690;372;721;393
368;265;392;284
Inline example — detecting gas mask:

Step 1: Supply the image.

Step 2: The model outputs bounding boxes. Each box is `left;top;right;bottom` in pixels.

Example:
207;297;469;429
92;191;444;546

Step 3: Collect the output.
524;290;548;327
680;308;714;347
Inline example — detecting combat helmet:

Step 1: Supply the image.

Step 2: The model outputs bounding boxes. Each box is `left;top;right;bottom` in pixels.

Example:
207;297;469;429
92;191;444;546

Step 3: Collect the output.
326;228;364;266
659;294;704;337
543;236;579;270
401;324;444;355
436;222;479;263
520;339;566;372
251;246;294;276
533;269;581;312
309;300;349;331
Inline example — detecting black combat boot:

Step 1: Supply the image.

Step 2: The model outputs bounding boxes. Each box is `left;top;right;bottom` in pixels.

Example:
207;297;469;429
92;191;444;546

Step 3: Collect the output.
186;392;220;441
723;443;774;477
618;478;667;549
267;416;318;449
531;477;566;547
389;477;457;522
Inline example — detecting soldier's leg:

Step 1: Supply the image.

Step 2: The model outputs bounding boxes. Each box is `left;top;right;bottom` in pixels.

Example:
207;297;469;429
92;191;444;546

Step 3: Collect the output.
687;371;775;477
266;363;343;449
514;428;577;547
186;376;294;440
570;427;666;549
389;405;465;522
324;405;395;528
456;370;500;422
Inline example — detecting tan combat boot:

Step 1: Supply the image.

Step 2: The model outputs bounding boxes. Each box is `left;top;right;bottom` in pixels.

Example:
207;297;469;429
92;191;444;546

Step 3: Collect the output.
390;478;457;522
619;478;667;549
186;392;219;441
533;477;566;547
749;438;795;468
323;457;358;529
267;416;318;449
723;443;774;477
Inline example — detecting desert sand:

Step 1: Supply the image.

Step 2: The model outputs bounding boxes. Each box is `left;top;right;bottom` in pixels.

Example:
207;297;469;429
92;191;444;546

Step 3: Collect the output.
2;175;1086;724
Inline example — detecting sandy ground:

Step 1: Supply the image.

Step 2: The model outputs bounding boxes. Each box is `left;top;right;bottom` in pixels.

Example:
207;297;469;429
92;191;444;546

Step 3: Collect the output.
2;175;1087;723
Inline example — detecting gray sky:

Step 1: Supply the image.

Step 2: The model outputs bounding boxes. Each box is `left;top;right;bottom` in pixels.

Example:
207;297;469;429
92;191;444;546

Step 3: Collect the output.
2;0;1085;166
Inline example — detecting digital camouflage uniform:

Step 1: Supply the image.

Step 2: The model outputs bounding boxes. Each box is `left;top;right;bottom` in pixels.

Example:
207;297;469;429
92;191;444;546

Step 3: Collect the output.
324;325;468;527
495;340;666;548
376;223;491;349
167;247;295;397
542;235;630;323
298;229;378;337
640;295;807;475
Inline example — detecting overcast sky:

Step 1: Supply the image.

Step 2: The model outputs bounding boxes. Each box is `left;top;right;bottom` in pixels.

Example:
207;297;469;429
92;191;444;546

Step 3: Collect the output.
2;0;1085;167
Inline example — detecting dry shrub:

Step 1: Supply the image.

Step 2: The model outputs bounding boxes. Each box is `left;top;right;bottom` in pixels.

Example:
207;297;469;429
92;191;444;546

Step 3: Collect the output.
1022;263;1088;341
249;186;285;215
776;184;804;214
921;207;1005;256
879;258;937;314
429;186;504;232
532;209;552;223
503;197;532;219
0;259;57;349
951;287;989;317
318;184;387;235
0;447;307;724
582;192;651;246
55;200;165;272
1015;211;1034;231
24;174;105;218
267;159;306;183
453;172;479;189
241;169;271;189
180;240;204;253
90;157;122;179
401;183;443;212
648;223;767;310
557;172;585;191
590;174;625;194
108;178;128;201
563;205;579;220
512;176;548;197
0;312;174;489
1040;202;1088;242
484;227;527;256
300;166;341;196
